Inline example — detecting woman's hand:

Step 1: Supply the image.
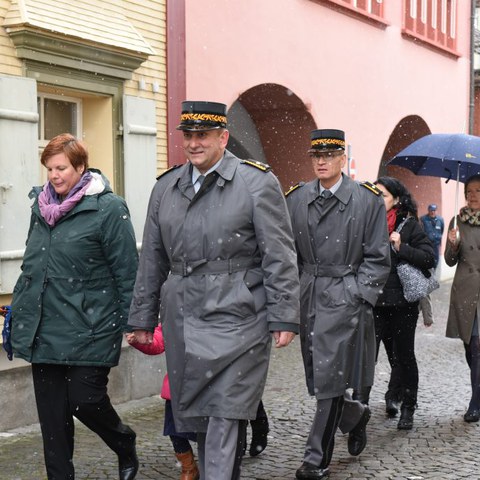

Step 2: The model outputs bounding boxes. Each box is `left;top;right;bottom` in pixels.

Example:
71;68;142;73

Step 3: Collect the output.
389;231;401;251
447;227;460;249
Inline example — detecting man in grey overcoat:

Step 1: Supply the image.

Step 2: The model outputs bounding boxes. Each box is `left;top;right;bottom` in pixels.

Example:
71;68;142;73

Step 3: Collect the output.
128;101;300;480
286;129;390;480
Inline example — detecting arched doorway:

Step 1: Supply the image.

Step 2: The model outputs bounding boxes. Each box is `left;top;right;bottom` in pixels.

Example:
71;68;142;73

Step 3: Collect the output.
380;115;442;215
227;83;316;190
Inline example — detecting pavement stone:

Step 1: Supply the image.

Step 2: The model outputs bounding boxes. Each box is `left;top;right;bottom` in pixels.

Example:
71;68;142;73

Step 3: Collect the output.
1;279;479;479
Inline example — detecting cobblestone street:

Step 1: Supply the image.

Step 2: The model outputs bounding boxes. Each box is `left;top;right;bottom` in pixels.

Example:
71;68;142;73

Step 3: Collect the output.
1;279;478;479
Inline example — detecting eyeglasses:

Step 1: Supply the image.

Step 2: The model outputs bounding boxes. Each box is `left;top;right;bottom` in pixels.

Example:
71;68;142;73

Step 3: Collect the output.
310;151;344;161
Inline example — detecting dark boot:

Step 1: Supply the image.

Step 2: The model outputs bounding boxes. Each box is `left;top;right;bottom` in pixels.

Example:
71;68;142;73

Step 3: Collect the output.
249;416;269;456
397;388;416;430
397;405;415;430
248;401;269;457
385;390;401;417
385;398;400;417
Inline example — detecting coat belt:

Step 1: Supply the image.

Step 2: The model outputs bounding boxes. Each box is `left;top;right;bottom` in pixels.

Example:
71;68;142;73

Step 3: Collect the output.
170;257;260;277
301;263;357;277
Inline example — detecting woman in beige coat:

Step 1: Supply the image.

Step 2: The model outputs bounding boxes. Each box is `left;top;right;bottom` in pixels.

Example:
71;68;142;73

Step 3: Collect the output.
445;173;480;423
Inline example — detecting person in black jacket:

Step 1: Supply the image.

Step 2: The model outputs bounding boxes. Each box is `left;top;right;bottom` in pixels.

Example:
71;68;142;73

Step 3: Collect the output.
354;177;435;430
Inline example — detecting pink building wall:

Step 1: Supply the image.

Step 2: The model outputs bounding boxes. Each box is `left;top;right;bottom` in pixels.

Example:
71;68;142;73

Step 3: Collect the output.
181;0;472;269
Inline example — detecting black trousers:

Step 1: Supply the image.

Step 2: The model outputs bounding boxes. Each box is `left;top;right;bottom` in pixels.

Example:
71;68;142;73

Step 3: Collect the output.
32;364;136;480
374;304;419;405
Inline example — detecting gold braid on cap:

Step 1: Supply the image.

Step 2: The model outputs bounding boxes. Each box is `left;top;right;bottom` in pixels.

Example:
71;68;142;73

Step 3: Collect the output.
181;113;227;124
311;138;345;148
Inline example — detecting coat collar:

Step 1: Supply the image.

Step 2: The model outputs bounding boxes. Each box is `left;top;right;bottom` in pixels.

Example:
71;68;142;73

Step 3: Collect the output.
176;150;239;200
305;173;354;207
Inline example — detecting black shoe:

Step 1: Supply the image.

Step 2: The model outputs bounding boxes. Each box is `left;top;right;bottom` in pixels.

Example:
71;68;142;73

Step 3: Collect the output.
348;406;371;456
249;417;269;457
464;409;480;423
397;406;415;430
118;447;139;480
385;398;399;417
295;462;329;479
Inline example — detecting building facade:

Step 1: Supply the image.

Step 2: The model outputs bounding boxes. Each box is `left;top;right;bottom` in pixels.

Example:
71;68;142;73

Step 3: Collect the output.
173;0;471;246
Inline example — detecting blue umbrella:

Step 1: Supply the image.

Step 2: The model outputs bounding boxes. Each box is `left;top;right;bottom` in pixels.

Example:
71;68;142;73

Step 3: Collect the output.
387;133;480;227
387;133;480;182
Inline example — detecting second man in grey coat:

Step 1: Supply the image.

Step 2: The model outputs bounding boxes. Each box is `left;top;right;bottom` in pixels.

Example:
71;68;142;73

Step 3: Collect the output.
287;129;390;480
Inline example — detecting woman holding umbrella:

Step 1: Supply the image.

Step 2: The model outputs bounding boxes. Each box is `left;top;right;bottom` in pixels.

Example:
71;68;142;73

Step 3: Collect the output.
446;174;480;423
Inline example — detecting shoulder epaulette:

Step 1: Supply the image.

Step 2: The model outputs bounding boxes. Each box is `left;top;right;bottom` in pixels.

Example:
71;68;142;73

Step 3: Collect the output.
285;182;305;197
241;159;271;172
156;164;182;180
360;181;382;196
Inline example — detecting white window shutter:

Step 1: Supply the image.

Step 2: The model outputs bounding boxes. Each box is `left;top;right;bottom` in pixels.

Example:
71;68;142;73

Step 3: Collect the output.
0;75;39;294
123;95;157;242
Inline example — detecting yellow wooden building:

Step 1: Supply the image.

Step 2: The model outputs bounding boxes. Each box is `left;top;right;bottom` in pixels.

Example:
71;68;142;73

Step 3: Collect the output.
0;0;167;430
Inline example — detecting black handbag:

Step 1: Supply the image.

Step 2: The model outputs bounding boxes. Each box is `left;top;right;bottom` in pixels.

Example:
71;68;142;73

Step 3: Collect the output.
394;218;439;303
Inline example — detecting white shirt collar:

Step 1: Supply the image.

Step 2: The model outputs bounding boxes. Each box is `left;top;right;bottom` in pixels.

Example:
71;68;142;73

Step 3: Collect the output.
320;175;343;195
192;156;224;185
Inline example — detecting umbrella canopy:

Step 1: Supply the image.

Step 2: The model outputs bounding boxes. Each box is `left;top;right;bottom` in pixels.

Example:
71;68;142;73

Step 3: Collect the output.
387;133;480;230
387;133;480;183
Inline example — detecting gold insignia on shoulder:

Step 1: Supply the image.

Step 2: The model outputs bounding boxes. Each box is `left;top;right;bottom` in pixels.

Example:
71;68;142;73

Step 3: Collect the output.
241;159;271;172
285;183;304;196
361;181;382;196
156;164;182;180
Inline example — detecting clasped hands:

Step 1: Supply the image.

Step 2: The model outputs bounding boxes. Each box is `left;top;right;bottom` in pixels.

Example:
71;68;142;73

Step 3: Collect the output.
126;329;295;348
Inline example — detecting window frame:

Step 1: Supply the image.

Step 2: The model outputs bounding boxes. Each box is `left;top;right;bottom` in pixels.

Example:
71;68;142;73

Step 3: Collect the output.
402;0;459;57
37;92;83;149
315;0;389;28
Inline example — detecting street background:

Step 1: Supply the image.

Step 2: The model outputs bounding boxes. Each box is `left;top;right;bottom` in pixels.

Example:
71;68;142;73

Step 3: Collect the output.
0;279;478;480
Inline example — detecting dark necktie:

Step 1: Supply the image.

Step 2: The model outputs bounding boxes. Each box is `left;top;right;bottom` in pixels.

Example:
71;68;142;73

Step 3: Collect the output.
321;189;332;199
310;189;333;226
195;173;217;197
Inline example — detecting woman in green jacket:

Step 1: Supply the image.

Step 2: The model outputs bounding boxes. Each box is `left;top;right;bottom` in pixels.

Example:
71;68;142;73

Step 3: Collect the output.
11;133;139;480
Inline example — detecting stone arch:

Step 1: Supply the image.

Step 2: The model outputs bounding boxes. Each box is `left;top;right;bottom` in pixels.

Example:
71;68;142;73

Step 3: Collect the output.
227;83;316;190
380;115;442;215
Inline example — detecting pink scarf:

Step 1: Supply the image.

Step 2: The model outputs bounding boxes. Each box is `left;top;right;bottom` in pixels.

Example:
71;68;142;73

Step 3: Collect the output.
38;172;92;227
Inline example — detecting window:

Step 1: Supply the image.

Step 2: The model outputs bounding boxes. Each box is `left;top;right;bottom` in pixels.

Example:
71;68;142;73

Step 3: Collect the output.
321;0;386;23
37;93;82;148
403;0;457;54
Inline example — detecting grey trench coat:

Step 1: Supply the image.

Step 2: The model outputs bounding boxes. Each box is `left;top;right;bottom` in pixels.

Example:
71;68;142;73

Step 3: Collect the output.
128;151;300;432
286;174;390;399
445;217;480;343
